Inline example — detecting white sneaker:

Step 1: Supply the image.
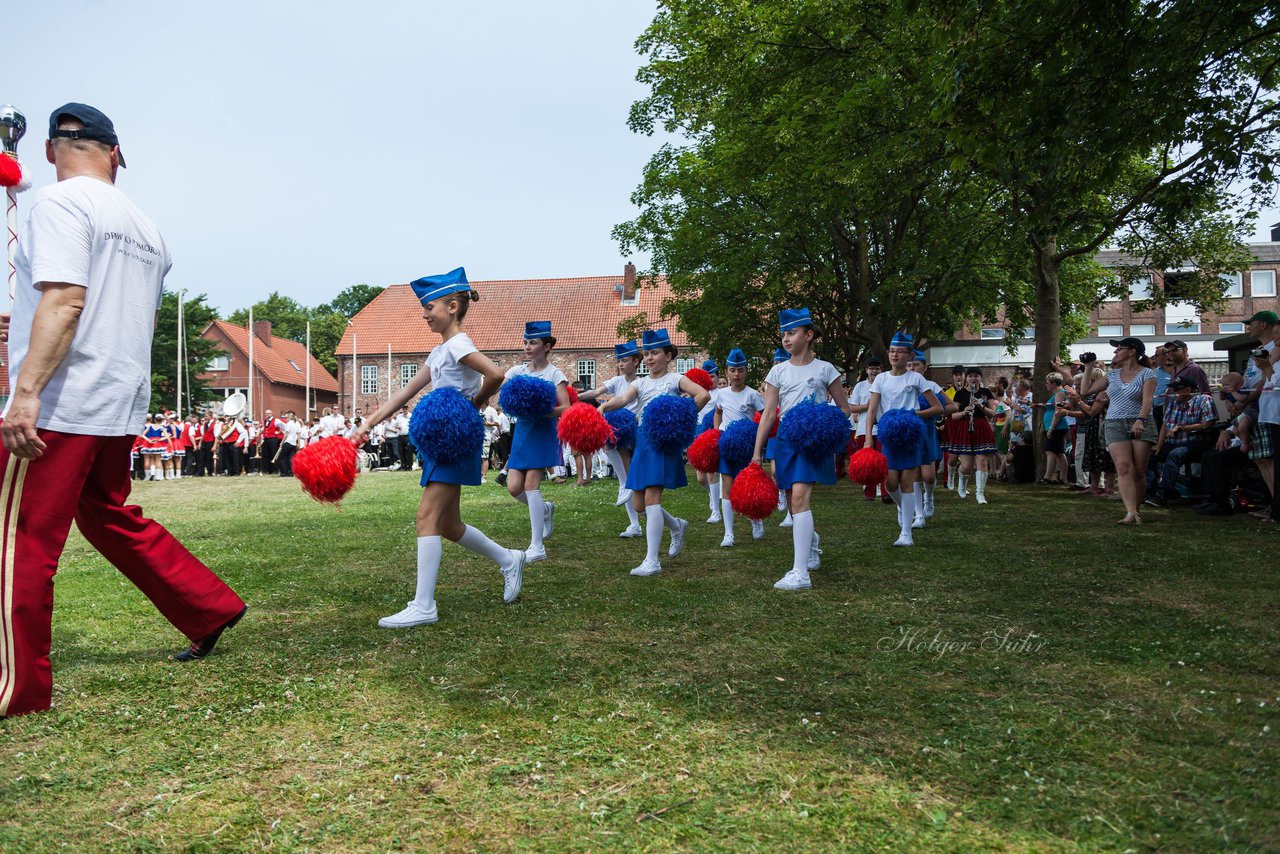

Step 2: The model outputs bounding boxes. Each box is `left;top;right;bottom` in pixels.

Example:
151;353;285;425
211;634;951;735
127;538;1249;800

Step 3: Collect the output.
894;533;914;547
751;519;764;540
500;549;525;604
976;493;988;505
668;517;689;557
378;600;438;628
773;569;812;590
630;559;662;576
720;534;735;548
707;512;722;524
524;546;547;564
542;501;555;538
912;514;926;529
777;492;786;511
924;495;935;518
807;532;822;570
619;524;643;538
779;514;793;528
615;487;633;507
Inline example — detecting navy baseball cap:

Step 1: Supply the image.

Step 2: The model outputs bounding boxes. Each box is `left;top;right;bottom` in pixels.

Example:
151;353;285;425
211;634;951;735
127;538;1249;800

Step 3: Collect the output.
48;103;126;167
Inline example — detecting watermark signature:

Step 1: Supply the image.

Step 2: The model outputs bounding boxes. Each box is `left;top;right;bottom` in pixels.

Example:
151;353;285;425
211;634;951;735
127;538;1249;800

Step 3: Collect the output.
877;626;1047;661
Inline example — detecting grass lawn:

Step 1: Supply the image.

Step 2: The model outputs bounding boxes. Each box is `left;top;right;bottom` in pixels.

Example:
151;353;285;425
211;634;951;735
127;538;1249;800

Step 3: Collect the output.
1;469;1276;851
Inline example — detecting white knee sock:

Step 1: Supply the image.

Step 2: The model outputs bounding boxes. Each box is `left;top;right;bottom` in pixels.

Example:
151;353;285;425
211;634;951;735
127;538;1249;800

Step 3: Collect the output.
925;480;935;505
721;498;735;538
976;470;987;497
913;482;924;515
513;490;529;505
889;487;903;525
899;491;916;538
457;524;510;566
645;505;664;564
791;510;814;573
415;536;442;606
604;447;626;485
625;501;641;527
709;481;721;511
525;490;545;550
661;507;680;530
957;473;969;497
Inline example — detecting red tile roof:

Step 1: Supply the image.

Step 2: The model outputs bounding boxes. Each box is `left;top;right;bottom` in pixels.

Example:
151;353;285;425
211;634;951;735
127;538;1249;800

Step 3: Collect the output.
336;275;690;356
204;320;340;392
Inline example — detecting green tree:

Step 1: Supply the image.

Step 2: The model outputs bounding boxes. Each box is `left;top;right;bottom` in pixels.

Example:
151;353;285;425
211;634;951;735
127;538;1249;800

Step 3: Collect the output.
150;291;222;414
615;0;1024;376
226;287;382;376
323;284;384;318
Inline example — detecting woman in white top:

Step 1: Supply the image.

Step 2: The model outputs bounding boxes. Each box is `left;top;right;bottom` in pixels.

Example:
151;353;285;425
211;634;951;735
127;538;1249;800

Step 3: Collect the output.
578;341;644;537
752;309;851;591
500;321;572;565
713;348;766;547
602;329;710;578
355;269;525;628
1081;336;1157;525
866;332;945;547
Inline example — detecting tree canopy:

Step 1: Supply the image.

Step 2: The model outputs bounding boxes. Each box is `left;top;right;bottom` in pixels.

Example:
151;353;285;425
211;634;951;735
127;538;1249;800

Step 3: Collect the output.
226;284;384;375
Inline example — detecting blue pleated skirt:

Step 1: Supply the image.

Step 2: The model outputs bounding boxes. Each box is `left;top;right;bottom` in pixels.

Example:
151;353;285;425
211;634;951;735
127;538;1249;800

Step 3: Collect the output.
625;426;688;491
772;436;836;490
507;416;561;471
921;418;942;464
882;440;926;472
764;437;776;461
420;446;482;487
718;456;747;477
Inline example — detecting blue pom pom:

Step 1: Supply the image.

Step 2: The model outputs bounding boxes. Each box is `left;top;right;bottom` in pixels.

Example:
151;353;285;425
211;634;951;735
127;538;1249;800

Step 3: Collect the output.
877;407;925;452
641;394;698;453
698;410;716;435
499;374;558;418
719;418;758;471
409;387;485;463
778;402;851;461
604;408;638;449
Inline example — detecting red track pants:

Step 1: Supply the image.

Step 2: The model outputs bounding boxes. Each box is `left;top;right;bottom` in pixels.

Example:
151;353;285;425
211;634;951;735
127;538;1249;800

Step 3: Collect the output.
0;430;246;717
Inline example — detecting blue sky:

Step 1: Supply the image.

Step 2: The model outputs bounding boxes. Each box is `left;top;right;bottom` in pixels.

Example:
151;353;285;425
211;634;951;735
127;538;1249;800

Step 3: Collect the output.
7;0;1278;317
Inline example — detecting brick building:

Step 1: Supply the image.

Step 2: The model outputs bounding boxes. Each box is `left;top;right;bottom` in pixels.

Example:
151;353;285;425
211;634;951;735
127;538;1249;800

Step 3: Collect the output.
200;320;340;419
333;263;706;416
928;229;1280;383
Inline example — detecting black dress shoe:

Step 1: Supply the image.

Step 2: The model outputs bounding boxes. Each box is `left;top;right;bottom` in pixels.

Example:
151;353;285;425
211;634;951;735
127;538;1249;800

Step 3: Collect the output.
175;606;247;661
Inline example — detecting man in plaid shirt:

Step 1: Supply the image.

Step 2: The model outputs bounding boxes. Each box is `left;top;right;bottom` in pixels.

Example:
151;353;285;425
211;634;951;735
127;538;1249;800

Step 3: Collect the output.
1148;376;1219;506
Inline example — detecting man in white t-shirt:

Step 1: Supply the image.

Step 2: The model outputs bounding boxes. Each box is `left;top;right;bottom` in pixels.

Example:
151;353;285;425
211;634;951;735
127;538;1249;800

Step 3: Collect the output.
0;104;246;716
279;411;303;476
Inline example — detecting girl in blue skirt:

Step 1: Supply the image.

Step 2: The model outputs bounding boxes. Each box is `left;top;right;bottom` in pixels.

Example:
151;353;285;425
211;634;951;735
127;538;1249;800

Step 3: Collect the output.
713;348;766;547
769;347;790;523
502;321;572;565
578;341;644;538
911;350;957;525
602;328;710;577
356;268;525;628
751;309;851;591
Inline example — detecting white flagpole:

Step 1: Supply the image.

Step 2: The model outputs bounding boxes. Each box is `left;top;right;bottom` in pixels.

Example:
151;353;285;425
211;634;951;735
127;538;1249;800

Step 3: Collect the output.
387;343;392;406
351;331;358;418
176;288;184;418
248;306;255;422
305;320;312;419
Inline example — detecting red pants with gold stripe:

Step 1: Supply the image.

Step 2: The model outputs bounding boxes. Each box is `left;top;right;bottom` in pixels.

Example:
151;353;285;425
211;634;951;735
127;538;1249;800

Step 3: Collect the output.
0;430;246;717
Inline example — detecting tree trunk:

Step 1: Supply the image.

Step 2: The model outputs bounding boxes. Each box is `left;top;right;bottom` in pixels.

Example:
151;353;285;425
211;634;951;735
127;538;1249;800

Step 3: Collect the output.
1031;235;1063;481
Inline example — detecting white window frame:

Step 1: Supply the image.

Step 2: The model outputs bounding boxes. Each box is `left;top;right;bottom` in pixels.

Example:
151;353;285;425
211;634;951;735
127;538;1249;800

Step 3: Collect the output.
400;363;419;387
1103;275;1123;303
675;357;697;374
1168;318;1201;334
208;355;230;371
1129;275;1153;301
1219;322;1245;334
979;328;1004;340
576;359;596;390
1251;270;1277;297
1022;327;1036;340
1221;272;1243;299
1097;324;1124;337
360;364;378;395
1130;324;1155;336
636;362;650;378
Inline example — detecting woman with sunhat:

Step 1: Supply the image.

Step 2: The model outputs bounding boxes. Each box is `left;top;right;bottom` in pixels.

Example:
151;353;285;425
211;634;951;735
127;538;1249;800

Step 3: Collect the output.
866;332;946;547
501;321;572;565
578;340;644;538
713;348;766;546
602;329;711;577
752;309;852;590
354;268;525;627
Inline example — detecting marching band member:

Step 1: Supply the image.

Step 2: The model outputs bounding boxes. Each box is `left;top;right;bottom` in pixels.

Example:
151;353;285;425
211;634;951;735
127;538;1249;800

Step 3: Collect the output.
943;367;998;504
910;351;955;522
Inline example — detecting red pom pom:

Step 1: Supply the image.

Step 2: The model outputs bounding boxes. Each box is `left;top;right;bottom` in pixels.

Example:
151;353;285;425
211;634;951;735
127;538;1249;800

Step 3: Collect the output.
292;436;358;504
730;462;778;520
752;408;780;438
566;385;580;405
0;155;21;188
848;448;888;485
684;367;714;391
557;402;614;454
687;427;721;473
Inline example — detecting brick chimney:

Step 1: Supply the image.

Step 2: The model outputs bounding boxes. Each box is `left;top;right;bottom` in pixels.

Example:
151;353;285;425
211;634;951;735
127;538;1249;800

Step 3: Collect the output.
252;320;273;347
622;262;637;302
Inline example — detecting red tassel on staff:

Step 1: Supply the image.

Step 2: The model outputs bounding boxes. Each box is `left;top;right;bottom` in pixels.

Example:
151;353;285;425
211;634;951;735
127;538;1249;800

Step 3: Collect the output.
848;447;888;485
0;155;22;188
729;462;778;520
687;427;721;473
557;402;613;455
292;436;358;504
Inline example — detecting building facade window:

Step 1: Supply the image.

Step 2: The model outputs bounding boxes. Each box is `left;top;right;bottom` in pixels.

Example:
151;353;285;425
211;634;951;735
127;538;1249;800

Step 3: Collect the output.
636;362;650;378
1167;318;1201;334
576;359;596;389
400;363;418;388
675;357;697;374
1221;272;1243;298
1130;324;1155;336
208;355;230;371
1219;322;1245;333
361;364;378;395
1098;325;1124;337
1129;275;1153;301
1252;270;1277;297
980;327;1004;340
